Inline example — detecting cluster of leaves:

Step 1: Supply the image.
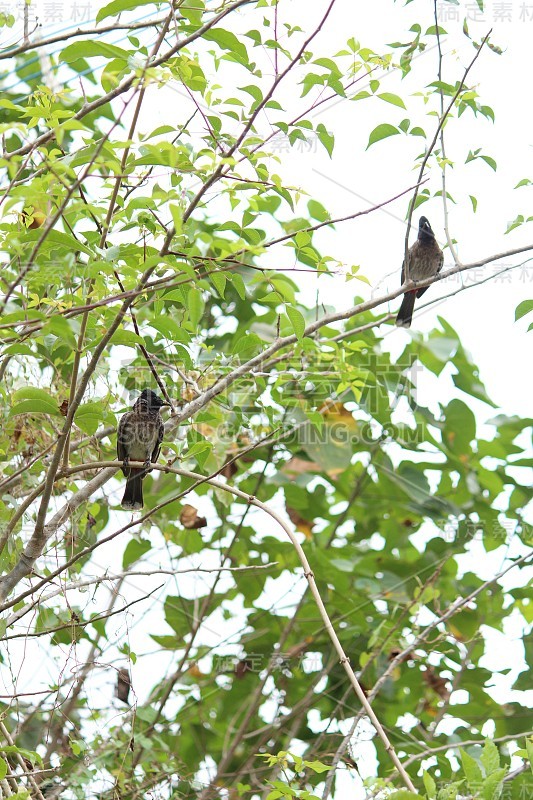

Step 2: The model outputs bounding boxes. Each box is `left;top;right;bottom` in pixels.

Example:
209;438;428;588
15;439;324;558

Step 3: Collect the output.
0;1;531;799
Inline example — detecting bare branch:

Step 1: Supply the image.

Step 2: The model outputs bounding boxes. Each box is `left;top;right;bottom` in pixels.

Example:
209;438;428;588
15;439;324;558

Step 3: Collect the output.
7;564;279;629
433;0;461;266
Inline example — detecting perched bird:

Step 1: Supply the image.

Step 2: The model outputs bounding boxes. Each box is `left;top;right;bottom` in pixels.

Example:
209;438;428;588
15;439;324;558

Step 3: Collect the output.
116;668;132;704
117;389;169;510
396;216;444;328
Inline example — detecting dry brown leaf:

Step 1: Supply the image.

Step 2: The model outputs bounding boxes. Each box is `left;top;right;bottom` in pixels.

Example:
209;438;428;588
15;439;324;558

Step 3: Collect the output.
423;666;450;700
235;659;252;679
286;506;314;540
181;385;196;402
318;402;358;429
221;459;238;479
180;504;207;529
282;457;321;475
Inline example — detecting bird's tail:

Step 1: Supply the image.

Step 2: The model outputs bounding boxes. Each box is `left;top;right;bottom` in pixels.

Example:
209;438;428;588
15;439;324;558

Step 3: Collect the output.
121;471;143;510
396;291;416;328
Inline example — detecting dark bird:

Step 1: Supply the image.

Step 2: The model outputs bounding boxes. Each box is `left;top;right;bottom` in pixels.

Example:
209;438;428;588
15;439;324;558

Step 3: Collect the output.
116;667;132;704
396;216;444;328
117;389;169;510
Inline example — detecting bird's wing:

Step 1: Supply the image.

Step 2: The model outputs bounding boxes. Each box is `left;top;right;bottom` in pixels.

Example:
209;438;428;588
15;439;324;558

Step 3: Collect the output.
117;411;132;475
151;417;165;464
401;241;417;284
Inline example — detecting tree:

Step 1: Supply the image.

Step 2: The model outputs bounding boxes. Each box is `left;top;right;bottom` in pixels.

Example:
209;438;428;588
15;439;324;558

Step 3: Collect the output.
0;1;531;798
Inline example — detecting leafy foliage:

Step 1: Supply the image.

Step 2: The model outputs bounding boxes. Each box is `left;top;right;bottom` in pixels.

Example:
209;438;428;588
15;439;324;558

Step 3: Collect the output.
0;1;531;799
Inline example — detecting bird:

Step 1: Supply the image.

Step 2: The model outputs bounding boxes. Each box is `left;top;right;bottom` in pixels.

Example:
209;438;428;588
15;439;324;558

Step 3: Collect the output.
396;216;444;328
116;668;132;704
117;389;170;510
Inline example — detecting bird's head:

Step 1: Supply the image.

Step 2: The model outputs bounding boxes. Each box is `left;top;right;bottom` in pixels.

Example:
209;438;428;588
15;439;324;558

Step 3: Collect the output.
418;217;433;234
137;389;170;411
418;216;434;238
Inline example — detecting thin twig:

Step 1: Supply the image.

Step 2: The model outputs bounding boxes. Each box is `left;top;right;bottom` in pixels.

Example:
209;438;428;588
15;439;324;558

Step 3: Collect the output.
404;29;491;277
0;14;175;61
433;0;461;266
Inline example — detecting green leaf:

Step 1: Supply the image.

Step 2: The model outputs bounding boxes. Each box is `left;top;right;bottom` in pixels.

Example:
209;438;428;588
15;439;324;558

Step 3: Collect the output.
1;344;36;357
480;740;500;775
150;634;182;649
0;12;15;28
150;316;187;343
10;388;61;417
388;793;420;800
110;329;145;347
21;229;93;257
460;749;483;790
228;272;247;300
377;92;406;109
210;272;227;298
286;306;306;341
0;746;42;766
96;0;159;23
316;123;334;157
164;596;189;639
75;402;104;435
423;770;437;799
444;399;476;455
187;288;204;328
367;123;400;148
303;759;330;774
307;199;330;222
60;41;131;63
170;204;183;235
481;769;506;800
204;28;249;64
437;780;464;800
386;465;432;506
466;149;497;171
0;758;7;781
515;299;533;321
526;738;533;773
240;83;263;106
41;317;78;348
480;154;497;171
122;538;151;569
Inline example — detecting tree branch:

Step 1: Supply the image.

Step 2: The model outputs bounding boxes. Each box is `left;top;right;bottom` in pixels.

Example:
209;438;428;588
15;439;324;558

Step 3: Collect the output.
5;0;254;161
3;459;419;791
